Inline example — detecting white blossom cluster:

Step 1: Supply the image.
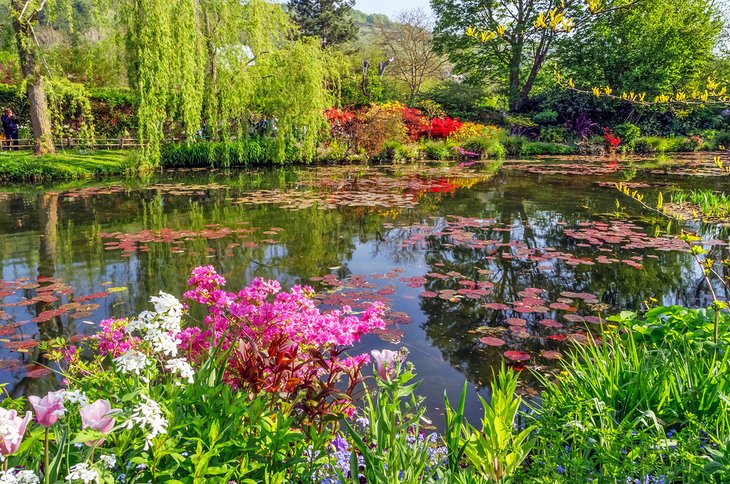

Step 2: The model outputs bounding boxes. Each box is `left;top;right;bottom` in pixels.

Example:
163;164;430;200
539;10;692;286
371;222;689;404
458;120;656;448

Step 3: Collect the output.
62;390;88;406
165;358;195;385
113;350;151;376
0;469;40;484
98;454;116;470
125;292;184;358
65;464;98;483
124;395;168;450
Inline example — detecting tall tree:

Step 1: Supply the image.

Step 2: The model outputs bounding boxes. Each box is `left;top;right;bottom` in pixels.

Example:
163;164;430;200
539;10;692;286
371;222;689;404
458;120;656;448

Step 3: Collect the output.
556;0;723;96
287;0;358;47
431;0;640;111
9;0;55;154
379;9;448;105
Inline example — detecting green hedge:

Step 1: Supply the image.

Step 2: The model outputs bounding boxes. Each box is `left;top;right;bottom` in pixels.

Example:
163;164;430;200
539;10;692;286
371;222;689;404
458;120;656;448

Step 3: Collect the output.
160;139;304;168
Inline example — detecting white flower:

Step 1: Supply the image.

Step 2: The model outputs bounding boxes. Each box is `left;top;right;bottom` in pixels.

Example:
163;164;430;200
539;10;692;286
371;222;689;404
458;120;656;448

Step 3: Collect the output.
150;291;183;322
124;395;168;450
113;350;150;375
61;390;88;406
145;330;179;358
126;310;157;334
165;358;194;384
0;468;40;484
65;463;98;483
98;454;116;469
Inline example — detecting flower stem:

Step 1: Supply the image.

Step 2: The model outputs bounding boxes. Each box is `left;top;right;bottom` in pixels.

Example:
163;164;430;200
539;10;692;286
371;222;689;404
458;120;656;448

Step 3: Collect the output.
44;428;49;484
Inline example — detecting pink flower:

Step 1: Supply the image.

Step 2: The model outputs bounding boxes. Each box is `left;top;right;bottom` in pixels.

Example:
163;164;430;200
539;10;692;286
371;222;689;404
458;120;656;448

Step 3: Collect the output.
79;400;116;446
0;409;32;456
371;349;399;380
28;390;65;427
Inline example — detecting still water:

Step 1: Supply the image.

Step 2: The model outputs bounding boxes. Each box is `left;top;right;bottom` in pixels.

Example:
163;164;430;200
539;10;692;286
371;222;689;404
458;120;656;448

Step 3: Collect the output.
1;155;728;422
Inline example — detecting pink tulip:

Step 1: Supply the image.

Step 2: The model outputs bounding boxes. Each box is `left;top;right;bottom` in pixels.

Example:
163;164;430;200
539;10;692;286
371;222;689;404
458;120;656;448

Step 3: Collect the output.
28;390;65;428
371;349;399;380
0;408;32;456
79;400;116;446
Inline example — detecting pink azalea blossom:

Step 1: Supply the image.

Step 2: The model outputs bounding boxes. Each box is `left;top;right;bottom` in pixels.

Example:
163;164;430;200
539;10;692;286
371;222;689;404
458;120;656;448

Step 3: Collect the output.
28;390;65;427
0;409;32;456
371;349;399;380
79;400;116;446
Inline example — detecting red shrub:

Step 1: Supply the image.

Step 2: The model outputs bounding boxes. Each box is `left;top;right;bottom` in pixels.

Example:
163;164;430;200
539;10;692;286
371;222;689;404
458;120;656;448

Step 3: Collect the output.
401;106;431;141
430;117;463;139
603;127;621;153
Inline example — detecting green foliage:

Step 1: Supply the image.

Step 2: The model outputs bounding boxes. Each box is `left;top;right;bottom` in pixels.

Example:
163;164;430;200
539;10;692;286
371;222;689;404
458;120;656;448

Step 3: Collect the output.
122;0;204;165
532;110;558;125
422;140;454;160
460;137;506;160
713;130;730;149
634;136;687;153
557;0;723;96
420;81;502;122
288;0;358;47
46;78;95;143
374;140;419;162
526;307;730;481
344;356;436;483
502;135;527;156
614;122;641;150
160;139;300;168
539;126;571;143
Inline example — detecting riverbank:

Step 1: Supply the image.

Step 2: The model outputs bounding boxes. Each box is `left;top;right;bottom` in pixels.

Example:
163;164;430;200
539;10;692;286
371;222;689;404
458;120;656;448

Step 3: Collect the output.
0;150;138;182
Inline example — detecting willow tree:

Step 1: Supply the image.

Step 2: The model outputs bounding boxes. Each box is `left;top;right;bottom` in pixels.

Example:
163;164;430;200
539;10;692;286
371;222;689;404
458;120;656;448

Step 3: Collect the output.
122;0;203;165
8;0;56;154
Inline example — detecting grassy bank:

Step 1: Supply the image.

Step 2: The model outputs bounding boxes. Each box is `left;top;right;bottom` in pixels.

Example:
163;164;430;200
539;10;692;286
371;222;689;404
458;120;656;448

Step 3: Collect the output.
0;150;138;182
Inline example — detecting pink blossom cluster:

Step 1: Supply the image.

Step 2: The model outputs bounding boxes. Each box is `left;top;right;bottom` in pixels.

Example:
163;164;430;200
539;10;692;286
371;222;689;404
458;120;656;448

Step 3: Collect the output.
182;266;385;351
96;318;141;358
180;266;385;388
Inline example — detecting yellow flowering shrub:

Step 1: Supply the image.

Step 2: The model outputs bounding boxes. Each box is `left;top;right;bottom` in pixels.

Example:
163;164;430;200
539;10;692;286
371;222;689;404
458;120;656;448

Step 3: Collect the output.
448;122;486;143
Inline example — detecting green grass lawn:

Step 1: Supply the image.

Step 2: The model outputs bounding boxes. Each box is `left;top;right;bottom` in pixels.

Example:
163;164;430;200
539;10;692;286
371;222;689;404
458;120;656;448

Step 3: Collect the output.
0;149;139;182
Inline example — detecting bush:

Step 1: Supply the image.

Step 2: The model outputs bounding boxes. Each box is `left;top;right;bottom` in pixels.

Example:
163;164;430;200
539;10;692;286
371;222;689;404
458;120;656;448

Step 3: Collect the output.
523;142;575;156
503;135;528;156
533;110;558;125
539;126;571;144
614;122;641;150
634;136;686;153
160;138;298;167
374;140;418;162
460;137;506;160
713;130;730;150
448;121;485;144
421;140;454;160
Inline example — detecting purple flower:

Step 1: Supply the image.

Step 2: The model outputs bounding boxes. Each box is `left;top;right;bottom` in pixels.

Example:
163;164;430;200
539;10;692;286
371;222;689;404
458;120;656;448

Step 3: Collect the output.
371;349;399;380
0;409;32;456
28;390;65;427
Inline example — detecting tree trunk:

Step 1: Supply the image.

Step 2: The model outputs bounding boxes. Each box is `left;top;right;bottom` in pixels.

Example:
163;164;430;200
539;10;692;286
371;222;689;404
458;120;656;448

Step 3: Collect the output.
12;3;55;155
507;38;524;112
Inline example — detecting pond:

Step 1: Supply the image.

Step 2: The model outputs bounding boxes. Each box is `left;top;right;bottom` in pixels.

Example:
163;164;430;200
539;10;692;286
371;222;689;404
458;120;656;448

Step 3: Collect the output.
1;153;728;423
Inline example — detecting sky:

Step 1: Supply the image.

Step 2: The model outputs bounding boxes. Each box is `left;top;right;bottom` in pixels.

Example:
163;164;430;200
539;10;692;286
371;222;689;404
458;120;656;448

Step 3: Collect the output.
355;0;432;18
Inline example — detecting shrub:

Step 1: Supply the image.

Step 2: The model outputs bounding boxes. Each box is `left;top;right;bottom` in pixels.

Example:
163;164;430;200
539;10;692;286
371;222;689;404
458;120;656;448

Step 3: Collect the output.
539;126;571;144
460;137;506;160
160;139;296;167
634;136;687;153
448;121;485;144
713;130;730;150
430;117;463;139
351;104;407;157
422;140;454;160
533;110;558;125
614;122;641;150
401;106;431;141
503;135;528;156
523;142;575;156
374;140;418;162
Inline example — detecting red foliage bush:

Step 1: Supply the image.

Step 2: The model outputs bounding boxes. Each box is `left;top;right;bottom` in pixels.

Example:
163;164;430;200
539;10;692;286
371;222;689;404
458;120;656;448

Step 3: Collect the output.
430;117;463;139
603;128;621;153
400;106;431;141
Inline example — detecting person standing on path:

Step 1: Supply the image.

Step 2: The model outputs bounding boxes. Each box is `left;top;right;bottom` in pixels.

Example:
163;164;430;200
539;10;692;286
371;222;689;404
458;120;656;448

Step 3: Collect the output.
1;108;20;149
